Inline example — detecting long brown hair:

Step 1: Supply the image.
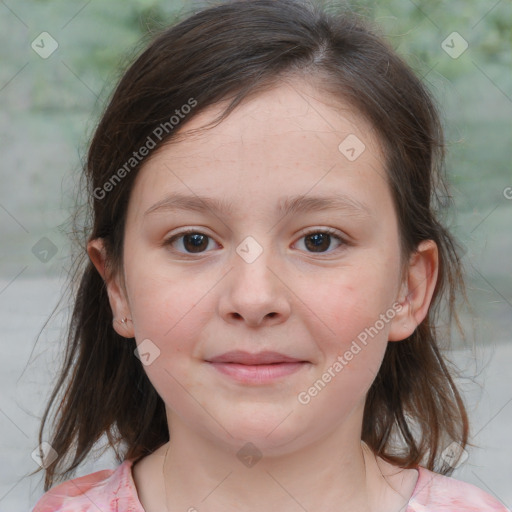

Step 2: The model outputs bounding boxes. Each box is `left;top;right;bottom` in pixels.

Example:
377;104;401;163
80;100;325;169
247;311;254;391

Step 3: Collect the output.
33;0;469;491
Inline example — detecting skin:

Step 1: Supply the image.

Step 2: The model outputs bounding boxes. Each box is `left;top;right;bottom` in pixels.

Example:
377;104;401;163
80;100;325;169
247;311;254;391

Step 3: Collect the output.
88;77;438;512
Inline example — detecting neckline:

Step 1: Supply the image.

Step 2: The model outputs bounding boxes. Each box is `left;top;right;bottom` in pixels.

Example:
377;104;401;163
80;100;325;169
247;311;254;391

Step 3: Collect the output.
406;466;428;509
125;458;426;511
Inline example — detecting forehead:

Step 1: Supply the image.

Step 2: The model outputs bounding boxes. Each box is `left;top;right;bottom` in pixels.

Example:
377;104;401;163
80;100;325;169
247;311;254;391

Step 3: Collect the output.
166;79;382;159
127;79;390;221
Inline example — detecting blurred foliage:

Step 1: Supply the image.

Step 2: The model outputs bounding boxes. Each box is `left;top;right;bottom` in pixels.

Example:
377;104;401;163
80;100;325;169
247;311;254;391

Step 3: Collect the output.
1;0;510;110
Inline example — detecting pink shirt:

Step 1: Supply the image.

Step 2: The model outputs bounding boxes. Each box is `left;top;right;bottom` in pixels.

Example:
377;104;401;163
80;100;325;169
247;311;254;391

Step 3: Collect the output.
32;458;510;511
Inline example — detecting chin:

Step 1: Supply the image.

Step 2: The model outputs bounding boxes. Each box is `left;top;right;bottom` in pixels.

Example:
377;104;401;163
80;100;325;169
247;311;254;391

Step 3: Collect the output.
215;406;312;453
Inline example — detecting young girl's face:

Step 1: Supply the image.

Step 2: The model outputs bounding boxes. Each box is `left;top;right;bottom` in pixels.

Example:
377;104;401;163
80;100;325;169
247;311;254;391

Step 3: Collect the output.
103;79;429;454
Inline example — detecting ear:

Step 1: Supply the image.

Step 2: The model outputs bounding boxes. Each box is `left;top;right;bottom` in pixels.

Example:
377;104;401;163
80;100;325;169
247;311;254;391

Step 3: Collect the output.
87;237;134;339
388;239;439;342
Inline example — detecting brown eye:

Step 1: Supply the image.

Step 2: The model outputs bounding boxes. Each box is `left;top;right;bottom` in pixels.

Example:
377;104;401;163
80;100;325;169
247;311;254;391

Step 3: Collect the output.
165;231;217;254
182;233;209;253
304;232;333;252
295;229;345;254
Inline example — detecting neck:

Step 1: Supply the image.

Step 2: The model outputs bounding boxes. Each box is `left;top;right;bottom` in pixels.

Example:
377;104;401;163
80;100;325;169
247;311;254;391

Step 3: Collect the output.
160;417;390;512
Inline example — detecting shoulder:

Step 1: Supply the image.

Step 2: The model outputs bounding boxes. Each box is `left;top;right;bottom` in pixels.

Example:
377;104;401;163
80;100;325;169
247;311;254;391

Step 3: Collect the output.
407;466;510;512
31;459;144;512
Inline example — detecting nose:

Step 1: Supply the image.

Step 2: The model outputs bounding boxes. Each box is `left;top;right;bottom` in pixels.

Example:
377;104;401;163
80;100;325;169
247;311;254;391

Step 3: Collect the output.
217;242;291;328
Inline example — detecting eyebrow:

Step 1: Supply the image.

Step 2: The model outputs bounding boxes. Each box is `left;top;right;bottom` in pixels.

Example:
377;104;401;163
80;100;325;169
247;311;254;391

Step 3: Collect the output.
143;192;372;219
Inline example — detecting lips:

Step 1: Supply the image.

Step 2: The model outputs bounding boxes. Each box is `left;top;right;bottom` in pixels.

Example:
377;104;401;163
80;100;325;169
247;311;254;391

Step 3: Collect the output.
206;350;308;384
206;350;305;365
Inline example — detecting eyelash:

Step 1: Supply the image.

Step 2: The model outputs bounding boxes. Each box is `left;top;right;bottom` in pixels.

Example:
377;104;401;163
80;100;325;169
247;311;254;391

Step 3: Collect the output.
163;227;349;256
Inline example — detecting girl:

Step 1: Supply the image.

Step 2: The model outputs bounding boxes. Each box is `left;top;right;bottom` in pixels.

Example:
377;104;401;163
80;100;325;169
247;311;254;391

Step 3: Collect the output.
31;0;509;511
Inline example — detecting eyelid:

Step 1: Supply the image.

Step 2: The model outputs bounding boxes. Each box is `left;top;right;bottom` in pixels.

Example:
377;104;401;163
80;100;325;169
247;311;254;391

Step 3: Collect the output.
298;226;346;240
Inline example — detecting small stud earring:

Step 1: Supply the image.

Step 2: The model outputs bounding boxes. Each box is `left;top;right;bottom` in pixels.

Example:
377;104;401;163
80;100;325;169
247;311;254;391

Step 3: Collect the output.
120;317;132;325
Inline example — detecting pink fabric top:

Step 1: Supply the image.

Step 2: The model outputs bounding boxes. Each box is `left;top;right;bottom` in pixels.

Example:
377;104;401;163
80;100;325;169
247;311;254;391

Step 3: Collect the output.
32;458;510;512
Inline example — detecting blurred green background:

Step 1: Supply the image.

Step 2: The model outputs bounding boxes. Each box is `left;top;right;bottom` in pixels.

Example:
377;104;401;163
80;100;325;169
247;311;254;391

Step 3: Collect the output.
0;0;511;345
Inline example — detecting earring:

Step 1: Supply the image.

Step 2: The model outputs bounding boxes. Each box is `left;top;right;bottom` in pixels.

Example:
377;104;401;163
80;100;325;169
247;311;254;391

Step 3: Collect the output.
120;317;132;325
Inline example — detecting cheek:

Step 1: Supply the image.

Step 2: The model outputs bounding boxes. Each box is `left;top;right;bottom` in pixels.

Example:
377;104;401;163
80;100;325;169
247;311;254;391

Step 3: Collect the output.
303;257;400;353
125;271;214;420
126;265;212;359
298;281;392;415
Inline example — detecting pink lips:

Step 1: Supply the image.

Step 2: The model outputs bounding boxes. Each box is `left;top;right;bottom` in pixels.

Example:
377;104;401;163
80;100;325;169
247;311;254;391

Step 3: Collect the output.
206;350;308;384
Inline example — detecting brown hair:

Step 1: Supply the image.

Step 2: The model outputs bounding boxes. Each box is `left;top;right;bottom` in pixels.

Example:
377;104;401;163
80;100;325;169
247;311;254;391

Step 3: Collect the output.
33;0;469;491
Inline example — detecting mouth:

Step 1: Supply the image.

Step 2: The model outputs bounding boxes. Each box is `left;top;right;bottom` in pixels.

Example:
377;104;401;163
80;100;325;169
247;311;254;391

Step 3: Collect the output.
207;350;306;365
205;350;309;384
